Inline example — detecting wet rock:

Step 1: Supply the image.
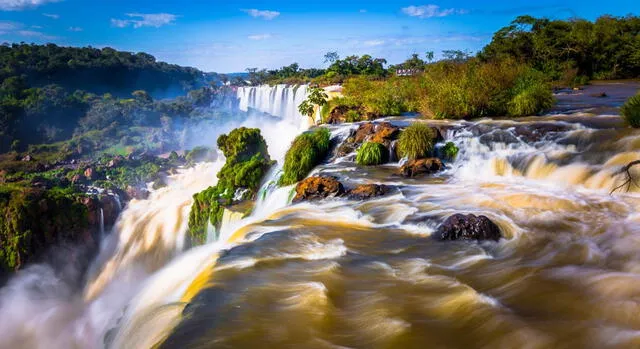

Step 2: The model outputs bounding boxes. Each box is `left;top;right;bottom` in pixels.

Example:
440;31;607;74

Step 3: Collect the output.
435;214;502;241
99;194;121;227
293;176;345;203
348;184;388;200
354;123;376;143
398;158;443;178
513;123;570;143
370;123;400;145
126;185;150;200
590;92;608;98
79;196;101;227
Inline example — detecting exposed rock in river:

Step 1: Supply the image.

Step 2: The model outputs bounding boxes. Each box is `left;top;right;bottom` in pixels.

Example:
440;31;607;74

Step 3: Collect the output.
347;184;388;200
398;158;443;177
434;214;502;241
293;176;345;203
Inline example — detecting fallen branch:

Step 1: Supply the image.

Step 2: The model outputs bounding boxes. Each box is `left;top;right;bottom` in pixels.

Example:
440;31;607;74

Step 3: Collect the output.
610;160;640;194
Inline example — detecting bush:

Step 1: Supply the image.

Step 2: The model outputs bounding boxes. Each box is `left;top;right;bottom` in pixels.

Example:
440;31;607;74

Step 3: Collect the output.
345;110;362;122
356;142;389;166
507;70;555;116
621;94;640;128
441;142;459;160
279;127;331;186
397;123;436;160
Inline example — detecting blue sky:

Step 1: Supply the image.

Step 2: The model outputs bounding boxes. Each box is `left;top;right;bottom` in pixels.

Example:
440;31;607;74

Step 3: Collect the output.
0;0;638;73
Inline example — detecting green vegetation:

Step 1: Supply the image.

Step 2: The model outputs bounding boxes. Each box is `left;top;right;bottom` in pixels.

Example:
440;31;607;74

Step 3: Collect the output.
356;142;389;166
1;185;89;274
298;87;328;119
441;142;460;160
397;123;436;160
188;128;273;245
621;94;640;128
480;15;640;81
279;128;331;186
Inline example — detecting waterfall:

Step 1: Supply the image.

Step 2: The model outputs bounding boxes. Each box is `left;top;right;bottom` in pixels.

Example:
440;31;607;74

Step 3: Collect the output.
237;85;311;130
99;208;105;240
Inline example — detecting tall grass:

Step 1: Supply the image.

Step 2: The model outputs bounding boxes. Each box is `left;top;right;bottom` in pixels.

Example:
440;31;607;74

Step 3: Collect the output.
279;127;331;186
356;142;388;166
397;123;436;160
621;94;640;128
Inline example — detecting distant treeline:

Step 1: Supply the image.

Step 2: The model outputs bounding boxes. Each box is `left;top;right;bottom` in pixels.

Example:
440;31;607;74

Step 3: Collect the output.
0;43;210;98
248;14;640;86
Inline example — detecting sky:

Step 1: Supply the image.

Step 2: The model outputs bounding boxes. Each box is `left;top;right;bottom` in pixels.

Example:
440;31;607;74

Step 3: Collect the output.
0;0;638;73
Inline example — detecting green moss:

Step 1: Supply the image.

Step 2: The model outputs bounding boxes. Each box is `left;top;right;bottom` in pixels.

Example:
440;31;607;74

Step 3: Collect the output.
441;142;459;160
278;127;331;186
397;123;436;160
621;94;640;128
356;142;389;166
185;146;215;164
0;184;89;274
187;127;273;246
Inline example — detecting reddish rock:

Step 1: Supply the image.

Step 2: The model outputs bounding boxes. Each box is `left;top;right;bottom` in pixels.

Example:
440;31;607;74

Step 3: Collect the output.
370;123;400;144
99;194;121;227
71;174;82;184
348;184;388;200
293;176;345;203
84;167;94;180
434;214;502;241
126;185;150;200
354;123;376;143
398;158;443;178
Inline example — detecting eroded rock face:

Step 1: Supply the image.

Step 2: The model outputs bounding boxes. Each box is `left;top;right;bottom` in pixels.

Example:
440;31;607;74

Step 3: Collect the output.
293;176;345;203
348;184;388;200
434;214;502;241
99;194;121;227
398;158;443;178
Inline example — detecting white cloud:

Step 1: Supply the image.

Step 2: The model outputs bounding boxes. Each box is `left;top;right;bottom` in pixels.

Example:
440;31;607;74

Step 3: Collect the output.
16;29;55;39
401;5;467;19
242;9;280;20
67;26;82;32
42;13;58;19
0;0;60;11
111;13;177;28
0;20;19;31
248;33;272;40
364;39;385;47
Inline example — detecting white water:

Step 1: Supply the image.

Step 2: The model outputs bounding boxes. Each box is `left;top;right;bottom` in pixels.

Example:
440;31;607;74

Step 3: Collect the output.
0;84;313;349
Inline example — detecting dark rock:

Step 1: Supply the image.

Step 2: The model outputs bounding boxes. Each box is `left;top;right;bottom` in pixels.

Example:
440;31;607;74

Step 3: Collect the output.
348;184;388;200
398;158;443;178
590;92;607;98
293;176;345;203
99;194;121;227
435;214;502;241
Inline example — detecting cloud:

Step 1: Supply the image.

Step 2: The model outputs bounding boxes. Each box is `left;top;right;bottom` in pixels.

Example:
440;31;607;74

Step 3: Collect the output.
0;0;60;11
363;40;385;47
111;13;177;28
0;20;19;32
0;20;55;38
67;26;82;32
42;12;58;19
16;29;55;39
401;5;467;19
248;33;272;40
242;9;280;20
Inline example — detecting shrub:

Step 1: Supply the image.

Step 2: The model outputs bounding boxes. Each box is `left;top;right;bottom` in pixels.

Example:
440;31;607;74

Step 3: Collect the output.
356;142;389;166
345;110;362;122
397;123;436;160
621;94;640;128
441;142;459;160
185;146;214;163
507;70;555;116
279;127;331;186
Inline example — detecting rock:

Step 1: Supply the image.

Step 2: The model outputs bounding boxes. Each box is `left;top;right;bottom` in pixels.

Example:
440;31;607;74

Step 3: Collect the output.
106;156;124;168
21;154;32;162
590;92;608;98
79;196;101;227
71;174;82;184
398;158;443;177
348;184;388;200
126;185;150;200
354;123;376;143
99;194;121;227
370;122;400;145
434;214;502;241
84;167;94;180
293;176;345;203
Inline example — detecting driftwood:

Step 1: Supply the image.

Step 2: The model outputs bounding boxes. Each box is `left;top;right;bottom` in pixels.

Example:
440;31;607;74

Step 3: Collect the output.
610;160;640;194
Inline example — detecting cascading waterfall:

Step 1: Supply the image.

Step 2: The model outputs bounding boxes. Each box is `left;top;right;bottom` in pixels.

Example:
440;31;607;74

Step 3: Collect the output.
4;86;640;349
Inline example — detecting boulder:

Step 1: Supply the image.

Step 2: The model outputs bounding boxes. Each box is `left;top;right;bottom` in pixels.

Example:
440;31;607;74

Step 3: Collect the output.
354;123;376;143
434;214;502;241
84;167;94;180
293;176;345;203
370;122;400;145
99;194;121;227
348;184;388;200
126;185;150;200
21;154;32;162
398;158;443;178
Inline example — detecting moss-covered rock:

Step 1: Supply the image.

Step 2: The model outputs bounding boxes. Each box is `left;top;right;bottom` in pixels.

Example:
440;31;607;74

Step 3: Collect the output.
187;127;274;245
356;142;389;166
278;128;331;186
0;185;93;276
441;142;459;161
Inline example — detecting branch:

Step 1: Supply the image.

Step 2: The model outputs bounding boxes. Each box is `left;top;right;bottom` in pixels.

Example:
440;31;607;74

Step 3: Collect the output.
610;160;640;194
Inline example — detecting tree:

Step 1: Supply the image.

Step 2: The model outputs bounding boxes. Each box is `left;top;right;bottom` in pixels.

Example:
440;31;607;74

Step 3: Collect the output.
425;51;435;62
324;51;339;64
298;87;328;121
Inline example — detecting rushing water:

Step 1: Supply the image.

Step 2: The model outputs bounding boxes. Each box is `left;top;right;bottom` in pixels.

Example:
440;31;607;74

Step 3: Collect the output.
2;83;640;349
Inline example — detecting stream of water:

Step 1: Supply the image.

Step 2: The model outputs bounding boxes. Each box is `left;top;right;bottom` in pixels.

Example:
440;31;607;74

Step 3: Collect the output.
2;83;640;349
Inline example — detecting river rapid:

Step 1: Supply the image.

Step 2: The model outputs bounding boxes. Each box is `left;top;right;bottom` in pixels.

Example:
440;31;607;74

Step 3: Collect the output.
1;82;640;349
